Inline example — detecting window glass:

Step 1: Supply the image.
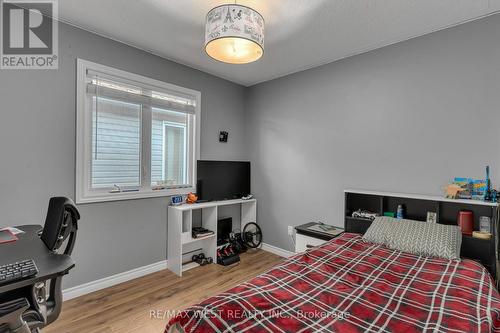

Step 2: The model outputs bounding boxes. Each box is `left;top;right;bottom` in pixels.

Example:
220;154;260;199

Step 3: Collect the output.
151;108;188;186
91;97;141;188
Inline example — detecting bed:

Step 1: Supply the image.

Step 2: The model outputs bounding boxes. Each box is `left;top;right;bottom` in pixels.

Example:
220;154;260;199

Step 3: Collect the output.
165;233;500;333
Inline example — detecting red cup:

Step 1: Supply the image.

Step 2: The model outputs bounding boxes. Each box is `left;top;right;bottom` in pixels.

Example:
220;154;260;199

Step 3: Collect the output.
458;210;474;236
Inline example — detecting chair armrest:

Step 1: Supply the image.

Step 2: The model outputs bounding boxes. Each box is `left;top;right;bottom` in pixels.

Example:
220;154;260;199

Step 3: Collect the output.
0;298;28;319
0;298;30;333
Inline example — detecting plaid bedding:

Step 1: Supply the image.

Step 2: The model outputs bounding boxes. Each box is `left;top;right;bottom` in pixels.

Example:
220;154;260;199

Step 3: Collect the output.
165;233;500;333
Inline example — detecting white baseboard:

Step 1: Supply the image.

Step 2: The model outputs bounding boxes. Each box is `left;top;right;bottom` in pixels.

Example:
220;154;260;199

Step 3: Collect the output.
63;245;292;301
63;260;167;301
261;243;295;258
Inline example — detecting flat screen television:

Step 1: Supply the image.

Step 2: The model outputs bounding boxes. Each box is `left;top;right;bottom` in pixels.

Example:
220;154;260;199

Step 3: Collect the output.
197;160;250;201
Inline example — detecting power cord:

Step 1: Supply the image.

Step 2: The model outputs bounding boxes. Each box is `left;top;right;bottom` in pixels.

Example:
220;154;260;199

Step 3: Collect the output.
288;229;295;250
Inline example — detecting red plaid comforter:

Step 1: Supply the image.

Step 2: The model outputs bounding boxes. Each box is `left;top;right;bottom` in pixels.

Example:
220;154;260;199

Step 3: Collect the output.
166;233;500;332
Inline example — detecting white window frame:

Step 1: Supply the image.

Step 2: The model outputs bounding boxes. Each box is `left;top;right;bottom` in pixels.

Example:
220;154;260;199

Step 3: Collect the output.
76;59;201;204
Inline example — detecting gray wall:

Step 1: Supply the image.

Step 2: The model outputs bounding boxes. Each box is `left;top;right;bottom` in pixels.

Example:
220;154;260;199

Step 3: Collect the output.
2;13;500;289
0;22;247;288
245;15;500;251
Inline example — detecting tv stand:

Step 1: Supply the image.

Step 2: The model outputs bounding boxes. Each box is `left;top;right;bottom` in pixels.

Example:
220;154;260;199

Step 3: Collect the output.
167;198;257;276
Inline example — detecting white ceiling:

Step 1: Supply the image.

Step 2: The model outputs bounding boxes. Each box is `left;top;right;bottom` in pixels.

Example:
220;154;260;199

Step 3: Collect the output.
58;0;500;86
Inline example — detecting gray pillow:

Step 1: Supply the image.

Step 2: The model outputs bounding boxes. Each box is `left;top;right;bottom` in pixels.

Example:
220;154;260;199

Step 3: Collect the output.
362;216;398;245
387;219;462;260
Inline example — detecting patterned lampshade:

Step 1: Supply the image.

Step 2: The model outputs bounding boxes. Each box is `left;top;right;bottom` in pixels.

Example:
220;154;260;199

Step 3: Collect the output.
205;5;264;64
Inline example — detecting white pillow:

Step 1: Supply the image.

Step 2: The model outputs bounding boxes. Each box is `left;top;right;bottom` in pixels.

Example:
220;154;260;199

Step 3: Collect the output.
362;216;399;245
363;216;462;260
388;219;462;260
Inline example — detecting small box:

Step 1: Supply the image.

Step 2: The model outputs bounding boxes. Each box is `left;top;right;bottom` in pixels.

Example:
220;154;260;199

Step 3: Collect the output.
480;216;491;233
426;212;437;223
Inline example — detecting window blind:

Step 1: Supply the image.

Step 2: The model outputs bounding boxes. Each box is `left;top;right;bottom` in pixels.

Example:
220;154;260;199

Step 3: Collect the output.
86;70;197;115
86;69;194;190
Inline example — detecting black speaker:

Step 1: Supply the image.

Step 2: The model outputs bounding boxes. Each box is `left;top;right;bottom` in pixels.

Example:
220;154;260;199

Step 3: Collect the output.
217;217;232;246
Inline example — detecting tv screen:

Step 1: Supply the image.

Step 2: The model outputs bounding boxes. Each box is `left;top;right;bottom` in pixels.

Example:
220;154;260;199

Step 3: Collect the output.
197;160;250;201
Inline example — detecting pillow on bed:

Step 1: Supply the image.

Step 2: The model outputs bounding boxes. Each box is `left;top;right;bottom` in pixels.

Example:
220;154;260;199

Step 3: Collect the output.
387;219;462;260
362;216;398;245
363;216;462;260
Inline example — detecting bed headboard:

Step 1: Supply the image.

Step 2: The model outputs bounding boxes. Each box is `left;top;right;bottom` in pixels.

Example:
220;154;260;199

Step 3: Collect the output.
344;189;499;280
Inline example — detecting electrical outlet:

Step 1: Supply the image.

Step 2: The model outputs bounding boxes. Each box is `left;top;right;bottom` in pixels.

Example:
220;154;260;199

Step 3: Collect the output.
287;226;294;236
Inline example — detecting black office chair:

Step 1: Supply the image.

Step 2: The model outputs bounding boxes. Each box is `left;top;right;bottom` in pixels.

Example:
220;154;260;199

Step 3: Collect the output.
0;197;80;333
0;299;31;333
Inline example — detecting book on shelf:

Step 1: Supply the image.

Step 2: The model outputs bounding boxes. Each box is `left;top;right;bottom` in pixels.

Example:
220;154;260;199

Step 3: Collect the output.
192;227;214;238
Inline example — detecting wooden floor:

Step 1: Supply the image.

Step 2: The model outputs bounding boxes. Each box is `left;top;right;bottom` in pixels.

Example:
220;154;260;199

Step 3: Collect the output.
45;249;283;333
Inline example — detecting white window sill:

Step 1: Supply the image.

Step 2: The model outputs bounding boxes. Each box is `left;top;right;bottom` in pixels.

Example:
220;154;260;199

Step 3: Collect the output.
76;187;195;204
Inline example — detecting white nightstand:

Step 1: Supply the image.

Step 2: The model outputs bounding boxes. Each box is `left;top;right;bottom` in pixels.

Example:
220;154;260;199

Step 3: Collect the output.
295;222;344;253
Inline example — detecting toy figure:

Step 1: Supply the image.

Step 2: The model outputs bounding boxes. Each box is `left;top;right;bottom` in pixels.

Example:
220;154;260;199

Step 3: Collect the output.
485;166;492;201
444;184;466;199
186;192;198;204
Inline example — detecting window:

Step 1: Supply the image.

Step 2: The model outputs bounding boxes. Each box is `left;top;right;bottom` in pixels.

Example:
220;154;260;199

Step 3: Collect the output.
76;59;200;203
91;97;141;189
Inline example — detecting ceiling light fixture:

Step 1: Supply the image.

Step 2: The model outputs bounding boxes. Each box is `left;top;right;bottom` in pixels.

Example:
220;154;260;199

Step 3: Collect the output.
205;4;265;64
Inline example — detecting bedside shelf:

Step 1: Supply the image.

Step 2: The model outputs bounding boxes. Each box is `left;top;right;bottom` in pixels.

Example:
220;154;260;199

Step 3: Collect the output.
462;235;494;267
345;216;373;234
463;234;492;243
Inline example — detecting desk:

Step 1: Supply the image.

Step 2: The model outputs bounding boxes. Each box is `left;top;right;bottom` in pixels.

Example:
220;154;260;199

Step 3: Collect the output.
0;225;75;295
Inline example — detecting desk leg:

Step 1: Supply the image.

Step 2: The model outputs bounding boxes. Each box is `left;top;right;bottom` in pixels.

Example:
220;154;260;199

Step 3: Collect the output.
45;277;62;325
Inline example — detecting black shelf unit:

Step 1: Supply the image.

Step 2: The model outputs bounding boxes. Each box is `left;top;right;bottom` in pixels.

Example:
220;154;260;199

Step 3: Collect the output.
345;216;373;234
344;190;499;280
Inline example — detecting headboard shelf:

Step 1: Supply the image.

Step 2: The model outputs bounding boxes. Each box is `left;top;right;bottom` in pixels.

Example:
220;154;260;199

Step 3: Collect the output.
344;189;499;280
463;234;493;244
345;189;499;207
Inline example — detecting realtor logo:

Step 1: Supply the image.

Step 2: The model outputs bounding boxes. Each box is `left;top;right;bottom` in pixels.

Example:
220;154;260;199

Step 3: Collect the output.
1;0;58;69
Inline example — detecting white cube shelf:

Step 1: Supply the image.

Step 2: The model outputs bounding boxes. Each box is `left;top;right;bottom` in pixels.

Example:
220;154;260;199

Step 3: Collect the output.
167;199;257;276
